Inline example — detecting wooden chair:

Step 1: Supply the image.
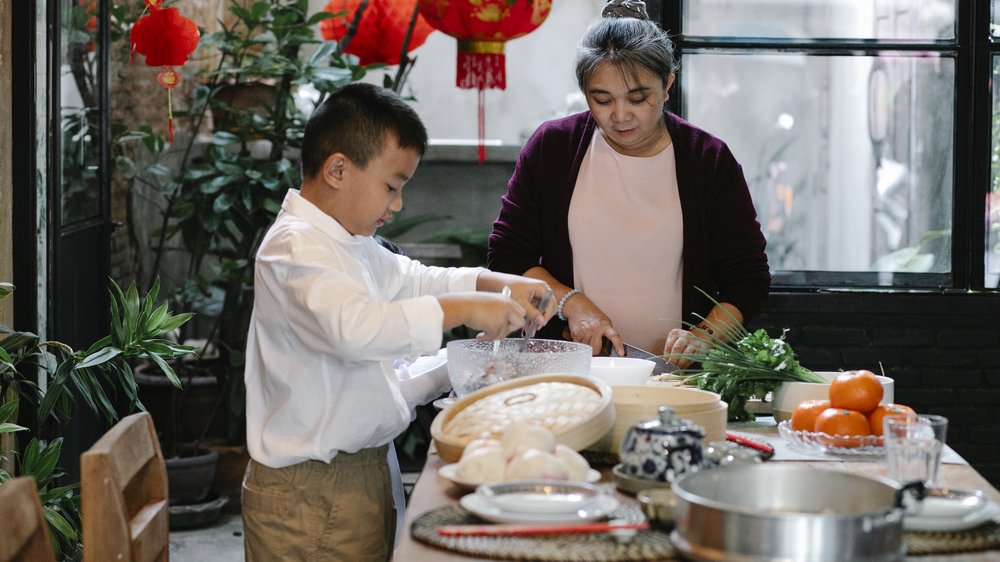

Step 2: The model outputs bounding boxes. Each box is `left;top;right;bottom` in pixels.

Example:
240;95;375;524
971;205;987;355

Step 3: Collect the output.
81;411;169;562
0;476;56;562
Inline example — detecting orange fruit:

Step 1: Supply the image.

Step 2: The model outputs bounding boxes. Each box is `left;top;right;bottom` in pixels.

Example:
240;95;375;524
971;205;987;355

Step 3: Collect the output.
814;408;871;448
828;370;883;414
790;399;831;432
867;403;917;437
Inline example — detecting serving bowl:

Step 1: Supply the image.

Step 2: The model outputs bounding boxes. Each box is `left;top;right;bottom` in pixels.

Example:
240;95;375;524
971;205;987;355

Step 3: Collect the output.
772;371;894;422
446;338;591;397
588;357;655;386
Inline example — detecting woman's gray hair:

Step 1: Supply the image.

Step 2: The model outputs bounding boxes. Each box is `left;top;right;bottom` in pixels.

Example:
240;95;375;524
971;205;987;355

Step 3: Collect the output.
576;2;678;91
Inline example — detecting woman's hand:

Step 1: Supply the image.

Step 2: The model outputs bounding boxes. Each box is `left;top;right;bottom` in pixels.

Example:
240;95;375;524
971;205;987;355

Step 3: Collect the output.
662;328;710;369
562;293;624;356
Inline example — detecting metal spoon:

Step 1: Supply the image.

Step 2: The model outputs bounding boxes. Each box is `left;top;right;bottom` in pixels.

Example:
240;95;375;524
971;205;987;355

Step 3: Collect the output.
482;286;512;379
521;287;553;352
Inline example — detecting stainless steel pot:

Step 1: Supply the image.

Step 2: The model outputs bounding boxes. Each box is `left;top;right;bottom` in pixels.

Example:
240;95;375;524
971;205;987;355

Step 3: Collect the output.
670;464;923;562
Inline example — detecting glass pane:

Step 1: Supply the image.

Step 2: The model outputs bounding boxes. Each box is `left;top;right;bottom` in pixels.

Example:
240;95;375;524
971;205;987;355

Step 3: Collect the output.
684;0;957;41
994;0;1000;40
60;0;101;224
683;53;955;278
989;56;1000;288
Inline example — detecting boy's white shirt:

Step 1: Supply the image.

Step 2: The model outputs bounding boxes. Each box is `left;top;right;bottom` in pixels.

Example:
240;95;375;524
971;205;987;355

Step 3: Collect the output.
245;189;480;469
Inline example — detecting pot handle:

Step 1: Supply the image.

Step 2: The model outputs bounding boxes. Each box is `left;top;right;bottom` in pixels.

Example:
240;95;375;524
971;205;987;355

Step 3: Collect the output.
894;480;927;514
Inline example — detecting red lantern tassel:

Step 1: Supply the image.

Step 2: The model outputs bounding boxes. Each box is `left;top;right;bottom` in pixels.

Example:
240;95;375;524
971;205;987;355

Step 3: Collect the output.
167;87;174;144
457;41;506;164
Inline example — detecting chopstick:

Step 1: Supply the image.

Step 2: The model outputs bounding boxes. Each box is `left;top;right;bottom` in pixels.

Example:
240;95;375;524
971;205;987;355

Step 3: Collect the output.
437;521;649;537
726;432;775;459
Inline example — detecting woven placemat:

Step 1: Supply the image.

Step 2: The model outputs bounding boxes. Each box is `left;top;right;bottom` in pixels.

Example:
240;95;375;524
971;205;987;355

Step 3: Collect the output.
905;520;1000;556
410;504;677;561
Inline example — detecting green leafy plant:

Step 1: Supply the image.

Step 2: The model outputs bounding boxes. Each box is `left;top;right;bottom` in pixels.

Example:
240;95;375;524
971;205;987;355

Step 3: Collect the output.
679;325;826;422
0;280;195;559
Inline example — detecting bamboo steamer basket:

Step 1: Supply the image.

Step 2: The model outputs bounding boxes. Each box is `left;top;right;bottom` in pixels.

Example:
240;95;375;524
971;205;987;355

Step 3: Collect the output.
586;383;727;458
430;374;615;463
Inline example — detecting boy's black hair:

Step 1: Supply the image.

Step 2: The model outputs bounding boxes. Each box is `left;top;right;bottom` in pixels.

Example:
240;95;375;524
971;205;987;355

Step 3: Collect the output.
301;83;428;179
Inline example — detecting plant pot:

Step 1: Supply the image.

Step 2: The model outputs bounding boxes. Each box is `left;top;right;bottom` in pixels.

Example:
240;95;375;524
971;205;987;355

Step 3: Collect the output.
210;444;251;515
169;494;229;530
166;445;219;505
135;361;227;443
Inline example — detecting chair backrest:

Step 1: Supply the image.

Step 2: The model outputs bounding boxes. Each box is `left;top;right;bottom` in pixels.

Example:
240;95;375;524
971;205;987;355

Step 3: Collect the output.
0;476;56;562
81;411;169;562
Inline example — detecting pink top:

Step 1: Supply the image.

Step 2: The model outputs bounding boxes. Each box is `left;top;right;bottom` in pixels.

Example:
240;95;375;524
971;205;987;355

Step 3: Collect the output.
568;131;684;352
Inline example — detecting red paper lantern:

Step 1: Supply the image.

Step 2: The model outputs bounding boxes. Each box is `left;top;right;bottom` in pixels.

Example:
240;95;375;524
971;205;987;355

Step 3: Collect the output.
320;0;434;66
130;0;200;143
417;0;552;162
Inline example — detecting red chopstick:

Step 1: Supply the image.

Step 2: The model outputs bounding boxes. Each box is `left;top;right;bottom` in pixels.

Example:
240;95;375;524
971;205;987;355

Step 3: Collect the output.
437;521;649;537
726;432;775;458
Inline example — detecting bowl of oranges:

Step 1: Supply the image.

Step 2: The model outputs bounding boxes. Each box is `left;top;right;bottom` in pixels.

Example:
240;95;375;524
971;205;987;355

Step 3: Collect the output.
777;370;914;455
772;370;893;422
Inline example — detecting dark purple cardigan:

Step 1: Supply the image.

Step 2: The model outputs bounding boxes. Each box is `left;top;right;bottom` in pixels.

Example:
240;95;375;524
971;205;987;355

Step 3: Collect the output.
488;110;771;341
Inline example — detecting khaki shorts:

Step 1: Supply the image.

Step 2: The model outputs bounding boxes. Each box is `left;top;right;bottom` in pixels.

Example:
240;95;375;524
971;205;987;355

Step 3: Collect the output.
242;445;393;561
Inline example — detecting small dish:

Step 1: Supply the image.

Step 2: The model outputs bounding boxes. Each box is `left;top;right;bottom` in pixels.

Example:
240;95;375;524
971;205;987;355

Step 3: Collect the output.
611;463;671;496
432;396;457;411
438;463;601;491
904;488;1000;532
778;420;885;457
475;480;602;514
637;488;678;530
459;490;619;524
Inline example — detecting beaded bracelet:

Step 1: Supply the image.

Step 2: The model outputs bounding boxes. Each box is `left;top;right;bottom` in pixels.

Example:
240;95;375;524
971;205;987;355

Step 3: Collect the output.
695;323;715;337
556;289;582;321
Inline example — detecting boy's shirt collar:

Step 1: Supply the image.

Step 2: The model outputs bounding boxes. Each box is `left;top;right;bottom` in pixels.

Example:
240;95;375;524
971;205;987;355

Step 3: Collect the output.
282;189;360;245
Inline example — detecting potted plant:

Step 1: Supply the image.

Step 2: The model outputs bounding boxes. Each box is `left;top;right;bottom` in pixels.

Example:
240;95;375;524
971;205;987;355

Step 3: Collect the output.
0;279;196;558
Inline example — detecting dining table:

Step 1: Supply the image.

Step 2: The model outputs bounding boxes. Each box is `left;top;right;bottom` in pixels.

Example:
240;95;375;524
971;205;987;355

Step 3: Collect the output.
393;417;1000;562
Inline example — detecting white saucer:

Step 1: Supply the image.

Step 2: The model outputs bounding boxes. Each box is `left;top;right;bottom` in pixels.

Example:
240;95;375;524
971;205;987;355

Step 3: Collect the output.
438;463;601;491
477;481;602;514
460;490;618;524
904;489;1000;532
432;396;457;410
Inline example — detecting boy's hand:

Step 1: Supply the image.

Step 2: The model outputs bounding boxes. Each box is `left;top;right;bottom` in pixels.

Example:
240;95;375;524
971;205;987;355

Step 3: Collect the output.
477;272;554;333
438;293;526;340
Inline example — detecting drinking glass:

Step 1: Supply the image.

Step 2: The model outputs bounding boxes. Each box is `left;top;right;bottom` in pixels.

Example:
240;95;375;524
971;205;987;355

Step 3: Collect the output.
883;414;948;486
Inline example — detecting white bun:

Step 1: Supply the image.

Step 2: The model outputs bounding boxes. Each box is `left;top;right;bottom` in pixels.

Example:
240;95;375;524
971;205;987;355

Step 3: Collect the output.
505;449;569;481
455;446;506;484
554;443;591;481
501;421;556;461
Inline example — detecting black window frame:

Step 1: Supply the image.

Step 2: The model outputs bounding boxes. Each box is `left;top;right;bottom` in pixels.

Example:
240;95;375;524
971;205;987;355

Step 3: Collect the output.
662;0;995;293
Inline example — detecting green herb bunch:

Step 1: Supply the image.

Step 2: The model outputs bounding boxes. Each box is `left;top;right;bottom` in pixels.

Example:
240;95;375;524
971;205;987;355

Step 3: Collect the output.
680;326;826;422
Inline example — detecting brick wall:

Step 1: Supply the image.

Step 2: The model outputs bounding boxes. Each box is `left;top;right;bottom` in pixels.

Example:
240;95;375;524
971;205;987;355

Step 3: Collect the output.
753;292;1000;488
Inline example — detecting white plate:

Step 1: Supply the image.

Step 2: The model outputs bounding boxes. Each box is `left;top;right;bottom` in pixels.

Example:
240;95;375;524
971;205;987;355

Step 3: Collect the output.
460;490;619;524
477;481;602;514
904;489;1000;532
438;463;601;491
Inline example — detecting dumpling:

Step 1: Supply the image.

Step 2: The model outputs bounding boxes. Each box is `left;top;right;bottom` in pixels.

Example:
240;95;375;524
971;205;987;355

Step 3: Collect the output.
505;449;570;481
455;446;506;484
460;436;502;461
554;444;591;481
501;421;556;461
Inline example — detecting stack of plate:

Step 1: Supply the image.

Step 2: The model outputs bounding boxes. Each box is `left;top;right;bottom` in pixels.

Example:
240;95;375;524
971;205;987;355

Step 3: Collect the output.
459;480;619;524
585;383;727;458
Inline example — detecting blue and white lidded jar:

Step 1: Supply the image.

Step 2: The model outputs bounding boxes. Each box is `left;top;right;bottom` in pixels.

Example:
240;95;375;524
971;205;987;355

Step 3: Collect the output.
619;405;707;483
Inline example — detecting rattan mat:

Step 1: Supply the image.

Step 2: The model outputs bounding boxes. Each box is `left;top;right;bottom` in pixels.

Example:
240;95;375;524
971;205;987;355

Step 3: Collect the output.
413;506;999;559
905;520;1000;556
410;504;677;561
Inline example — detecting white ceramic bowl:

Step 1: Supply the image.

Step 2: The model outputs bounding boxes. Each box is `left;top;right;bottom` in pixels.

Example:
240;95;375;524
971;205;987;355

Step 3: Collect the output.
771;371;895;422
588;357;655;387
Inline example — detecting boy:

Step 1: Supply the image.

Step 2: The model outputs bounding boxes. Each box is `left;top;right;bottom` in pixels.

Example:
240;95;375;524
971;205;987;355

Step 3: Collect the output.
241;83;552;561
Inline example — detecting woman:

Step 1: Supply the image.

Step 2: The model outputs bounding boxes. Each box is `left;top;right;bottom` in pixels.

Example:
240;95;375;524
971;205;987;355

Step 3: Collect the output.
488;0;770;368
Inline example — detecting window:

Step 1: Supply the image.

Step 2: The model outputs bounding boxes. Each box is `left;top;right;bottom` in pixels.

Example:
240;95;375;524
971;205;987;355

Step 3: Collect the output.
666;0;995;290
